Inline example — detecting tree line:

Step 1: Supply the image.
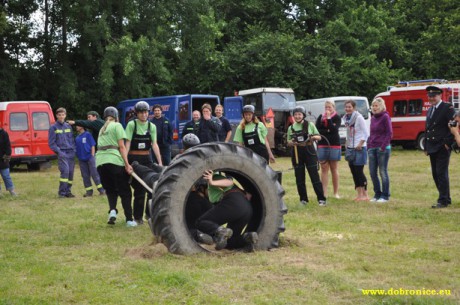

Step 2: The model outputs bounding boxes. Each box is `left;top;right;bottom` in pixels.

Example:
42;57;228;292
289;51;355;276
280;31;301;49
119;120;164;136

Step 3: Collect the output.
1;0;459;117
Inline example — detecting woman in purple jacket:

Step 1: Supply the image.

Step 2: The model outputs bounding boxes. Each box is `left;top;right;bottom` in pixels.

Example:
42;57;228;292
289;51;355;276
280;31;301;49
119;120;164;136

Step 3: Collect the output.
368;98;393;203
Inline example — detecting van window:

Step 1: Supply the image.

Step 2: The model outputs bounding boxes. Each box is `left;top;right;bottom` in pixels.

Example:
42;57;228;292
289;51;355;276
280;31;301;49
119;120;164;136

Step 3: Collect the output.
33;112;51;130
191;97;219;114
393;100;407;117
334;99;369;119
408;99;422;116
10;112;29;131
179;100;189;121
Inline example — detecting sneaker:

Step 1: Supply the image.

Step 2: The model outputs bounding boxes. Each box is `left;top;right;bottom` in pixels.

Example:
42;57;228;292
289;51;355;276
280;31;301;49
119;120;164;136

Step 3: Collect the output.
300;200;308;205
58;194;67;199
83;193;93;197
243;232;259;252
107;210;117;225
65;193;76;198
134;218;144;225
318;200;327;206
99;190;106;196
196;230;214;245
9;190;17;197
334;194;341;199
370;198;378;202
376;198;388;203
213;227;233;250
126;220;138;227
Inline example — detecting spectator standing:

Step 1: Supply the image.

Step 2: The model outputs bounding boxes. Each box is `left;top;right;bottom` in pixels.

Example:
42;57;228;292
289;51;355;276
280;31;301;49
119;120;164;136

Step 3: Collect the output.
424;86;455;209
343;100;369;201
368;98;393;203
48;108;76;198
315;100;342;198
0;127;17;196
75;125;105;197
215;104;232;142
151;104;173;165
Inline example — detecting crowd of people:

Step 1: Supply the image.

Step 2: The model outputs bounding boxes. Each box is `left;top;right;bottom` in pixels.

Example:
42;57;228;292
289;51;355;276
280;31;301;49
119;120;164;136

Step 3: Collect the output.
1;85;456;251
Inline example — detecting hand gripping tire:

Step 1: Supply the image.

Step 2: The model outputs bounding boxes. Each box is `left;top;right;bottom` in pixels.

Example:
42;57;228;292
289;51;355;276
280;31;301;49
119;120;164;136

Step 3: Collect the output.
148;142;287;255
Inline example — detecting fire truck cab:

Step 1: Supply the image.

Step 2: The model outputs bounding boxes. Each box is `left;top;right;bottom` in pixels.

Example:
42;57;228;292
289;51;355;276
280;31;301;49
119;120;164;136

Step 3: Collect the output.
374;79;460;150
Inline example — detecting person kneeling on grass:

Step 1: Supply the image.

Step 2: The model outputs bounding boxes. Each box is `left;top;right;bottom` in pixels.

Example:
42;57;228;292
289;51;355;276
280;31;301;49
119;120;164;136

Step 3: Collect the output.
195;170;258;252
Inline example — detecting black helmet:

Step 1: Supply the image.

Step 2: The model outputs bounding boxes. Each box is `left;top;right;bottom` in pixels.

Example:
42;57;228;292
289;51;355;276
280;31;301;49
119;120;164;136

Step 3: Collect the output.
103;106;118;120
243;105;255;113
293;106;306;117
182;133;200;149
134;101;149;113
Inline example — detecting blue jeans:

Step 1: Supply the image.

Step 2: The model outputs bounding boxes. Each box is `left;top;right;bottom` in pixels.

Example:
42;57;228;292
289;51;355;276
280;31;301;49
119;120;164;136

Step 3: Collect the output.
368;148;390;200
0;167;14;190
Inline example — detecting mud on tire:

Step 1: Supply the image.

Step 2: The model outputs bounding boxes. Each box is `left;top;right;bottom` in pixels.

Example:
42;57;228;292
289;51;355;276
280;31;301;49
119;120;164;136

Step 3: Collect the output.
148;142;287;255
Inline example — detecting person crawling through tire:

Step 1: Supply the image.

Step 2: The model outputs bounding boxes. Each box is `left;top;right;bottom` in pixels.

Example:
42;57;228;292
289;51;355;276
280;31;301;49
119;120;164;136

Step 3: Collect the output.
195;170;259;252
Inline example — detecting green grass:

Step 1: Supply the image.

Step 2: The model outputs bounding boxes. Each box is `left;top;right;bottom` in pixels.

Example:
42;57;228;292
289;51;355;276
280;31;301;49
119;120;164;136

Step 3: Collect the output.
0;148;459;304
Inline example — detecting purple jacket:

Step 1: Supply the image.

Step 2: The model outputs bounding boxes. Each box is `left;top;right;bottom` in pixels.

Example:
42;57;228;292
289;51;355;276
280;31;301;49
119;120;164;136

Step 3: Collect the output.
368;111;392;150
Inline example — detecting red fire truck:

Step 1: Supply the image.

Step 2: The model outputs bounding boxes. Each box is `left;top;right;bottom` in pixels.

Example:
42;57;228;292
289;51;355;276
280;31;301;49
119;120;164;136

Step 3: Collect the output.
374;79;460;150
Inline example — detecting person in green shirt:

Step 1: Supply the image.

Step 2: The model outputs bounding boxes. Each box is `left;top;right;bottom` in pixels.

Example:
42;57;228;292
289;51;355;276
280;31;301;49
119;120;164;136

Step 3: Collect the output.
287;106;326;206
96;106;136;227
125;101;162;224
233;105;275;163
195;170;258;251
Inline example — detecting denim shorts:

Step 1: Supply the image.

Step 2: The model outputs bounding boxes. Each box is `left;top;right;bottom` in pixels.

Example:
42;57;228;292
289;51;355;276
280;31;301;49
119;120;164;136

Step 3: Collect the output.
349;147;368;166
317;147;342;161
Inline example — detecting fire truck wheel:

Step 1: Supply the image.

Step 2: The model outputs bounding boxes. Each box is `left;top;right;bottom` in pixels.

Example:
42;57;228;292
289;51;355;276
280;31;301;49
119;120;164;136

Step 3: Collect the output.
416;133;426;150
148;142;287;255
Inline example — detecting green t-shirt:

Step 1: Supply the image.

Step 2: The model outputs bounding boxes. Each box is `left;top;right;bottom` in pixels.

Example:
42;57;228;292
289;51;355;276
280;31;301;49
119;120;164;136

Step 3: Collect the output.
96;122;127;167
233;122;267;145
125;119;157;145
287;121;319;140
207;173;234;204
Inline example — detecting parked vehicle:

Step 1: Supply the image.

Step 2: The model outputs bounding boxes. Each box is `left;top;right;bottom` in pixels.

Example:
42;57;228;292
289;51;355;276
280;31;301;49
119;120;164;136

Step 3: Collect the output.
296;96;370;146
117;94;221;156
224;88;296;155
0;101;56;170
374;79;460;150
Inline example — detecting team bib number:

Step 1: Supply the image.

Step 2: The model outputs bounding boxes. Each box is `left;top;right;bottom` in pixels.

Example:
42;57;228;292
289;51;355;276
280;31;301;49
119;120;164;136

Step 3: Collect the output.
137;143;146;149
248;139;255;145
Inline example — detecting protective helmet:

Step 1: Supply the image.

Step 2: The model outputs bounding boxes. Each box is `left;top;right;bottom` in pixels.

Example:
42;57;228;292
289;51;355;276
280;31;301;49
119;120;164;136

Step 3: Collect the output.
182;133;200;149
293;106;306;117
134;101;149;113
103;106;118;120
242;105;255;113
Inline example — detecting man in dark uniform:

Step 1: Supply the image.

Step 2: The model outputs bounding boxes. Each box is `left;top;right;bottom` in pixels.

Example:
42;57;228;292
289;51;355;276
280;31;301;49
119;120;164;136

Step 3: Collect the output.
424;85;455;208
151;104;173;165
68;111;105;145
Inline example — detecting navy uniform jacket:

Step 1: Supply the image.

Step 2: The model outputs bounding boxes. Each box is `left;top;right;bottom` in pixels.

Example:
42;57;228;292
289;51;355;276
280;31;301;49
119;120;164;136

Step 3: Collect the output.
151;116;173;145
181;117;221;144
424;101;455;155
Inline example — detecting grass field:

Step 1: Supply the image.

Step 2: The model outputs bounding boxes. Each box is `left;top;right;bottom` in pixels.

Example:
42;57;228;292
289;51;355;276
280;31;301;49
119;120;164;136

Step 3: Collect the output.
0;148;459;304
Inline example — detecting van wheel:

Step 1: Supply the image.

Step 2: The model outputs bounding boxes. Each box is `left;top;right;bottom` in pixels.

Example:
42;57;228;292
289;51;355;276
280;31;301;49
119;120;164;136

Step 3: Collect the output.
148;142;287;255
416;133;426;151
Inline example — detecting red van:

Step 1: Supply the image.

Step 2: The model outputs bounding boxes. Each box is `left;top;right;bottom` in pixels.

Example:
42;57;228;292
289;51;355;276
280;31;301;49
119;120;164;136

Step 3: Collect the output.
374;79;460;150
0;101;57;170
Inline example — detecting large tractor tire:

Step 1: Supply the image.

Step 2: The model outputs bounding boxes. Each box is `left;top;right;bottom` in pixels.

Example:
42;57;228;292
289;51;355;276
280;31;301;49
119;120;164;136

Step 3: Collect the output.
148;142;287;255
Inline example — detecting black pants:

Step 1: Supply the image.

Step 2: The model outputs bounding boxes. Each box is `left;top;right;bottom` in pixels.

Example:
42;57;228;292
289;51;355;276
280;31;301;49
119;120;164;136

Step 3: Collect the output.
128;154;154;220
97;163;133;221
196;191;253;249
348;163;367;189
185;191;213;238
292;146;325;202
429;147;451;204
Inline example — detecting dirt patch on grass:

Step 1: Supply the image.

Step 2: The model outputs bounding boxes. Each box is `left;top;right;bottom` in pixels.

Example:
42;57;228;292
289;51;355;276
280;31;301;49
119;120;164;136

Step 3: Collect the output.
124;241;169;259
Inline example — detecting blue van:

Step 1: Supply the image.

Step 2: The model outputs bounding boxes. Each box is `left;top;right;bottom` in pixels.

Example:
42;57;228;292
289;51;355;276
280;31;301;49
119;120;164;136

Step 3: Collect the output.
117;94;222;155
